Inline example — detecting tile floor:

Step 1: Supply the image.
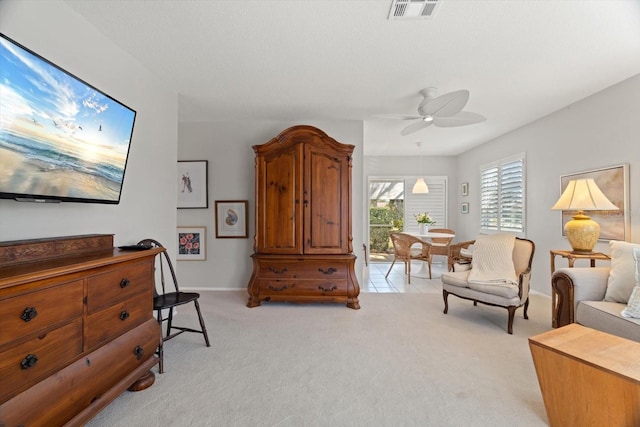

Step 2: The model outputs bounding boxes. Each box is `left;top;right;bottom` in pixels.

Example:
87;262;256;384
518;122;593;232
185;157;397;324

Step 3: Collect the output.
362;256;449;294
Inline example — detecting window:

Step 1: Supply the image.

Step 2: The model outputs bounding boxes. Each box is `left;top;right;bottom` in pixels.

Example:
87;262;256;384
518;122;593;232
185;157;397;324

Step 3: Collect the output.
480;154;525;234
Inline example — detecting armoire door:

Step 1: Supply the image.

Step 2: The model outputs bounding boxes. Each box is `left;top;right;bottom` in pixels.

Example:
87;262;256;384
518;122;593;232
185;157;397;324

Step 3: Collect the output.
255;143;304;254
303;142;350;254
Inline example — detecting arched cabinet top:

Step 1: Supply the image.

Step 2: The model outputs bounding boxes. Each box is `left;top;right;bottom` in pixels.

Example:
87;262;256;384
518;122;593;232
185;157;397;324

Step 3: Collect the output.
253;125;354;156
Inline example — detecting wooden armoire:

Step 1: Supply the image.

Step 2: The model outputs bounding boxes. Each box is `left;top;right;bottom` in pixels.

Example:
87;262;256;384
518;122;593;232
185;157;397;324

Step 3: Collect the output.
246;125;360;309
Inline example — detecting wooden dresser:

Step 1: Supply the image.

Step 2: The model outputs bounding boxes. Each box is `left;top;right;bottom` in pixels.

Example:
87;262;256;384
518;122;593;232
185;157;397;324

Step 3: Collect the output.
247;125;360;309
0;234;162;426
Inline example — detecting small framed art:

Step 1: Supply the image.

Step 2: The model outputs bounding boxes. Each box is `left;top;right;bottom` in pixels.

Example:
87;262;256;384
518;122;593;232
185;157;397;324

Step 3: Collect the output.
177;226;206;260
215;200;248;238
461;202;469;214
461;182;469;196
177;160;208;209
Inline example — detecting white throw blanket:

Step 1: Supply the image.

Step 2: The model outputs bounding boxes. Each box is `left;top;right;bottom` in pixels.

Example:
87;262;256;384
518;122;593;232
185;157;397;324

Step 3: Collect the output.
468;233;517;286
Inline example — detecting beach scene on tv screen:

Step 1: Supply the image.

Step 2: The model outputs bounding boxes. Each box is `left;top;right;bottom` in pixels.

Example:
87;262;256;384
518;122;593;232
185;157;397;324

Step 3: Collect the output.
0;36;136;202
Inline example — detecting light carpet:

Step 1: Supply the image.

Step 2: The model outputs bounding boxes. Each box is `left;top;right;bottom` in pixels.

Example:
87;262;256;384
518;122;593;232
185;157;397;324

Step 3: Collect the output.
86;290;552;427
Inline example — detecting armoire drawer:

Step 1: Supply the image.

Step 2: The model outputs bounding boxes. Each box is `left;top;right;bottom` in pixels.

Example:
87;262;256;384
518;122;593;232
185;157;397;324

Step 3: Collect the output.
0;318;83;404
0;279;84;348
85;289;153;350
87;260;152;313
258;279;348;296
258;261;348;279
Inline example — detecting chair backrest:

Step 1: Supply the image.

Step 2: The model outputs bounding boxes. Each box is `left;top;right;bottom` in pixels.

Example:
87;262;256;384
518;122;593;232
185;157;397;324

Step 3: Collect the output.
513;237;535;276
137;239;179;295
390;232;431;258
428;228;454;245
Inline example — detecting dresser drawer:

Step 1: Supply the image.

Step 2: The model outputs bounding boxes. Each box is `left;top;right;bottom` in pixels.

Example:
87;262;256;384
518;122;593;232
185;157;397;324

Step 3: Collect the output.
258;260;348;279
87;260;153;313
85;289;153;350
0;318;83;404
0;318;161;427
258;279;348;296
0;280;83;348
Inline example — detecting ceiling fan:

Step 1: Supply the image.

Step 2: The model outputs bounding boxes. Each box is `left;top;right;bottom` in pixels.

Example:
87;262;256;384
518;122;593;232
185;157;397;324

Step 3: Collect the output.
382;87;486;136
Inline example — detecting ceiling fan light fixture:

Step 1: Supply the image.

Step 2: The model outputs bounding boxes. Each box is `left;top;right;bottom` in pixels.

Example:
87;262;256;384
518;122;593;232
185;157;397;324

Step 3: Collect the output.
423;115;434;123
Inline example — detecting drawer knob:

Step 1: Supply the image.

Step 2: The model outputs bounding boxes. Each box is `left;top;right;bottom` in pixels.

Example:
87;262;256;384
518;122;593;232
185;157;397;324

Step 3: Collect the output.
268;267;288;274
120;278;131;288
120;311;130;321
318;285;338;292
133;345;144;360
20;307;38;322
21;354;39;370
318;267;337;275
268;284;290;292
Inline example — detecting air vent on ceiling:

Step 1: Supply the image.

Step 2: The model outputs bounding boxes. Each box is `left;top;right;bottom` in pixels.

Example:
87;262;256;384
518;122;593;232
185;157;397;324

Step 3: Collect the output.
388;0;439;20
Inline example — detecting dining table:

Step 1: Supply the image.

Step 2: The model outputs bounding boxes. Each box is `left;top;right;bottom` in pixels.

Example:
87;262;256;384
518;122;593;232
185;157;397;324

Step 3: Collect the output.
409;231;456;278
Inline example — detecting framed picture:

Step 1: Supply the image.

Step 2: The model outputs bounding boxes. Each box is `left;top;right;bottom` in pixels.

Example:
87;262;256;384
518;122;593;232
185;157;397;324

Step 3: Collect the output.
461;182;469;196
177;226;206;261
461;202;469;214
177;160;208;209
215;200;248;238
559;164;630;241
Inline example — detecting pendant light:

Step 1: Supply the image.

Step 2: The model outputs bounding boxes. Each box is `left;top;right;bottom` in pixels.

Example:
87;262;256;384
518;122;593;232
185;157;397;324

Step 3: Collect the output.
412;141;429;193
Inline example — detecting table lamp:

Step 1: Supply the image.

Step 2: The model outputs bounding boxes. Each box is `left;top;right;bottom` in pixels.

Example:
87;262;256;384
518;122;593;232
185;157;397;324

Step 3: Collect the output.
551;178;618;253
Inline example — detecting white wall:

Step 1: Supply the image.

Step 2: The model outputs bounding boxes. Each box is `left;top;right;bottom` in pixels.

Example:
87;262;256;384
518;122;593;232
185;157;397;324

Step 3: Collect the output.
177;120;364;291
0;1;178;257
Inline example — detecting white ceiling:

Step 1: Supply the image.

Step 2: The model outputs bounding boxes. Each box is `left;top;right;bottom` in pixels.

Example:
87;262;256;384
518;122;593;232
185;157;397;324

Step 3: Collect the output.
63;0;640;156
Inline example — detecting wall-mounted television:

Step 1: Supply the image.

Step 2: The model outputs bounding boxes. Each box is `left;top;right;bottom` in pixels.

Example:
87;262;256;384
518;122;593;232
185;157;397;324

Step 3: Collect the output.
0;33;136;204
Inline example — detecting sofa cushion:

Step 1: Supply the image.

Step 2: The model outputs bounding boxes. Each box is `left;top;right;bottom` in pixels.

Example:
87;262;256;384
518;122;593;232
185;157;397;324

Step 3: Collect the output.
604;241;640;303
577;300;640;342
621;248;640;318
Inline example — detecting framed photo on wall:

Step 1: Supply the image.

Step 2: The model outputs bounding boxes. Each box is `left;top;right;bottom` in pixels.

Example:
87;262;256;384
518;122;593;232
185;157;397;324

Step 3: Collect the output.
177;160;208;208
461;182;469;196
461;202;469;214
177;226;206;260
559;164;630;241
215;200;248;238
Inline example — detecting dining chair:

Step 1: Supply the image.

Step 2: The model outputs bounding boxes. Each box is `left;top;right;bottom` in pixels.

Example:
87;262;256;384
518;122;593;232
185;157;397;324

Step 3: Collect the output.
428;228;455;269
385;232;433;282
137;239;210;373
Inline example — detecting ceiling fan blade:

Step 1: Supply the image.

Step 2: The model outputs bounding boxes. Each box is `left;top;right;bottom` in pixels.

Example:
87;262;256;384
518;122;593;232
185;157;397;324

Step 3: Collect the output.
375;114;424;121
401;120;432;136
433;111;486;127
418;90;469;117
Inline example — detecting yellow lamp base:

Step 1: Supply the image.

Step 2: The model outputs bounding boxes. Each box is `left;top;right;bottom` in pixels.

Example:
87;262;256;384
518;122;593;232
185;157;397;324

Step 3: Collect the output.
564;213;600;253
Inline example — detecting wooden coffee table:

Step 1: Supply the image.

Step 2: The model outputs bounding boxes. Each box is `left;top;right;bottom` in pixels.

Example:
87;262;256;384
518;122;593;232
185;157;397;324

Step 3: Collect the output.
529;324;640;427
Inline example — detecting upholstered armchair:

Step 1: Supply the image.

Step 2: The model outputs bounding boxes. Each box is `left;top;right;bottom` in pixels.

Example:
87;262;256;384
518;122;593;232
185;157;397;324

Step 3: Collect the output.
441;235;535;334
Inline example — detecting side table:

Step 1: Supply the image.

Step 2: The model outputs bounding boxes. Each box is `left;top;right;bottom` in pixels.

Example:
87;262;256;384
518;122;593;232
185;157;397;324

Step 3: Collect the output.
529;324;640;427
550;249;610;328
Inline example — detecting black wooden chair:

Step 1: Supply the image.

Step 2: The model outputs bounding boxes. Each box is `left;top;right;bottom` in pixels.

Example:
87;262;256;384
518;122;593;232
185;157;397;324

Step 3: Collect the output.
138;239;210;373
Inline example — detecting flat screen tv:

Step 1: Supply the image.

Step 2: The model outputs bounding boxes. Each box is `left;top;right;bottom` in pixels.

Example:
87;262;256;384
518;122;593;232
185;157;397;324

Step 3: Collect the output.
0;33;136;204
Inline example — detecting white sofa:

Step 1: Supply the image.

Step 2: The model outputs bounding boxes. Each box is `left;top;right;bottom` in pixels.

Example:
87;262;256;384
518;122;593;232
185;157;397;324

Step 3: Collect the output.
552;241;640;342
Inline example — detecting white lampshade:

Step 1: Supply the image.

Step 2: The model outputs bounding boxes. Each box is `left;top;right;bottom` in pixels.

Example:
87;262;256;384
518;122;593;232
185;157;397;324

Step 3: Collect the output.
412;177;429;194
551;178;618;211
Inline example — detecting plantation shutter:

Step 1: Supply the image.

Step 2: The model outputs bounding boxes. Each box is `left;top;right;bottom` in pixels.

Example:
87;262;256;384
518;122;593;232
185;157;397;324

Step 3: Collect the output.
404;177;447;234
480;154;525;233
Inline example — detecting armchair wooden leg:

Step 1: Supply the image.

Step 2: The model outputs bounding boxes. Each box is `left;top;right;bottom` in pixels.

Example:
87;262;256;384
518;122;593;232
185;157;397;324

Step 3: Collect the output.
443;290;449;314
507;306;516;334
524;298;529;320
